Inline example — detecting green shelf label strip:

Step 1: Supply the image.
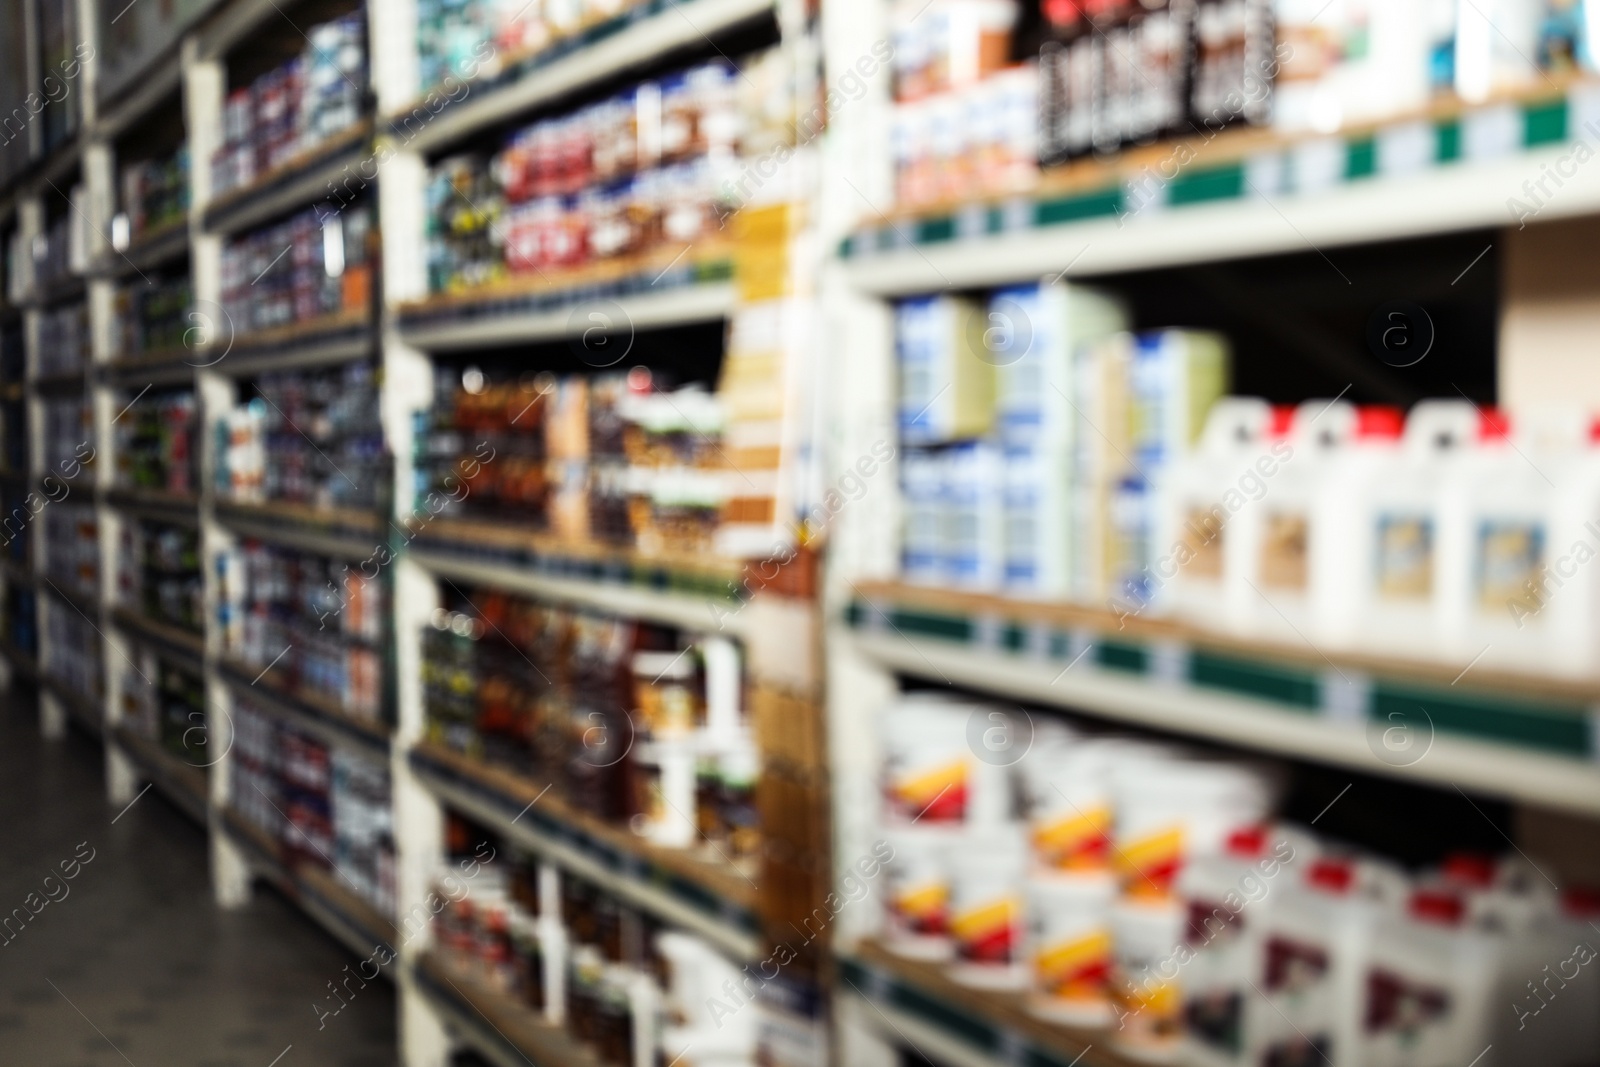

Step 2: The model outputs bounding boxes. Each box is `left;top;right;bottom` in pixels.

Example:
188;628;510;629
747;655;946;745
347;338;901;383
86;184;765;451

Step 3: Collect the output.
846;599;1596;759
841;90;1596;260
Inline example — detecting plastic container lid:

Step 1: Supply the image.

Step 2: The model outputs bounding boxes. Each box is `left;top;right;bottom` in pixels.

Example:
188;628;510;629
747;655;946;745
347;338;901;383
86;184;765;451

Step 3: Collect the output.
1478;408;1512;441
1355;405;1404;439
1308;858;1355;895
1225;826;1267;859
633;650;695;680
1410;888;1465;926
1561;886;1600;918
1268;405;1296;438
1442;851;1496;889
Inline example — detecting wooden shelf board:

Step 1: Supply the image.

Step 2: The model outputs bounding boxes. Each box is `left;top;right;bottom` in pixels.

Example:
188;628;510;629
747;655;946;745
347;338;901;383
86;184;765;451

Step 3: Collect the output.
416;950;604;1067
410;740;761;959
110;723;209;826
218;656;392;754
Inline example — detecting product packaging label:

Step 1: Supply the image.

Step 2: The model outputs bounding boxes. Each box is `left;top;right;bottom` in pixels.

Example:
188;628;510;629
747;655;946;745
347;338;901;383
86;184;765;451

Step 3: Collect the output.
1032;804;1112;870
886;759;968;823
1261;511;1309;590
951;896;1020;964
1475;519;1545;612
1117;825;1184;897
1374;513;1433;599
1035;929;1112;999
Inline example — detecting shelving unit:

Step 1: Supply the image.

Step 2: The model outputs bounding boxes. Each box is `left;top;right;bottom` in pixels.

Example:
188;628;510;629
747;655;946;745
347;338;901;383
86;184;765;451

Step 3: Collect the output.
7;3;1592;1067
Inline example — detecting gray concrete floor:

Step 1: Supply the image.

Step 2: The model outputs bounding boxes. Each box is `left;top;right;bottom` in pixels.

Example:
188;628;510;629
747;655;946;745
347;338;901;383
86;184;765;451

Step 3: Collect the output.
0;688;398;1067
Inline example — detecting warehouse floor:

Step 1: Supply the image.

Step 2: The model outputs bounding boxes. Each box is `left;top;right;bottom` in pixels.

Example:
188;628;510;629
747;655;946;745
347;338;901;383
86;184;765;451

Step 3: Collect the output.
0;690;398;1067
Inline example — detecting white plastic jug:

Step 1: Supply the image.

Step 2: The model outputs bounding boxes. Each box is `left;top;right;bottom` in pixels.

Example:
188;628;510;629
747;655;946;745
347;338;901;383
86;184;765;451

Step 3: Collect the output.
1153;397;1274;626
1331;400;1477;661
1229;399;1355;642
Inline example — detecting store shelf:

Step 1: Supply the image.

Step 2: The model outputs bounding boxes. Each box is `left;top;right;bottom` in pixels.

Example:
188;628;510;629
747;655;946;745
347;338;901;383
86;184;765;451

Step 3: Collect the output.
415;950;604;1067
110;723;209;826
1;558;35;588
110;606;205;671
0;639;39;683
409;740;762;961
398;281;736;351
201;124;373;237
40;577;101;623
33;370;86;395
841;86;1600;294
409;532;743;635
839;940;1134;1067
94;55;184;141
214;499;386;560
218;656;392;756
104;350;201;385
398;241;734;341
392;0;776;155
25;275;87;310
205;311;373;377
105;487;202;526
220;807;399;962
42;675;103;736
843;582;1600;817
91;216;190;278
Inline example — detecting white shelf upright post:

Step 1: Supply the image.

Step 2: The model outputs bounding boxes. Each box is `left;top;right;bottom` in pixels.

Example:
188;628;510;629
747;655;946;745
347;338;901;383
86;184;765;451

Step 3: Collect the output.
184;34;249;907
371;1;453;1061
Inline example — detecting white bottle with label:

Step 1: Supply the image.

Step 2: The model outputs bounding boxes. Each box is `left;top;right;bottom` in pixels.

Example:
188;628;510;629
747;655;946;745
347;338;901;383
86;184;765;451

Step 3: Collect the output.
1178;826;1310;1067
1258;856;1389;1067
1436;410;1565;672
1154;397;1274;627
1537;414;1600;678
1228;400;1353;641
1362;887;1502;1067
1336;401;1478;661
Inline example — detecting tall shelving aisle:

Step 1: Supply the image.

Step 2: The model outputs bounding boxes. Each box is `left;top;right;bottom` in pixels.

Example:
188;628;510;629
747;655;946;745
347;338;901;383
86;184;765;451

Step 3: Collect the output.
3;2;1596;1067
370;0;830;1061
818;4;1600;1067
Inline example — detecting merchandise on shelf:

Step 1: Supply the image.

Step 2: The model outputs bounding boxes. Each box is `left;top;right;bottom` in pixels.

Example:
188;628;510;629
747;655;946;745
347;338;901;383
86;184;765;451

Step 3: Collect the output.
419;366;729;556
217;363;386;512
897;281;1227;602
115;272;194;357
42;395;91;475
893;63;1038;210
211;11;368;197
219;201;372;336
43;604;102;704
2;585;37;655
120;651;208;765
424;49;793;293
37;301;88;376
118;519;202;633
115;389;197;494
1;317;23;383
415;0;649;95
34;198;88;289
421;588;757;859
43;503;97;601
118;147;190;242
431;816;758;1067
873;693;1600;1067
230;696;396;916
221;539;386;720
1158;399;1600;677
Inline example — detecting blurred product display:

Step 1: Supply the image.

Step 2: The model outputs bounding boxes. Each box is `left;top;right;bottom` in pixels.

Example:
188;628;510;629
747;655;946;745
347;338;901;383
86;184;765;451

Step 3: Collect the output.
219;202;373;336
211;11;368;197
221;539;386;721
217;364;386;512
2;2;1599;1067
115;389;198;495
